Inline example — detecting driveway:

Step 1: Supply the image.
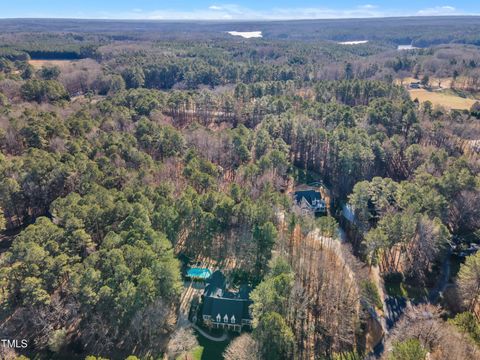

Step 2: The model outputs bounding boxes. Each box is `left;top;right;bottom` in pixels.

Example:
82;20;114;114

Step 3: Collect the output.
384;296;408;329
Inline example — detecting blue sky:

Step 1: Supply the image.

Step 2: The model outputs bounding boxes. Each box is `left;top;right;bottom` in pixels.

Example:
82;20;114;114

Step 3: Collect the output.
1;1;479;19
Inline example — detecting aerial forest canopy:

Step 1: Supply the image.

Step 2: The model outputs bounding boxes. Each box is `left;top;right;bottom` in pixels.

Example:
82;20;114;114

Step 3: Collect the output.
0;16;479;360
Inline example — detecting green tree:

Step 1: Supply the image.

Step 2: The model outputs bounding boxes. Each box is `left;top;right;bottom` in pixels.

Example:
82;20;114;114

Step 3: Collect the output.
48;328;67;352
0;207;5;231
457;252;480;314
448;312;480;345
253;222;278;275
333;352;362;360
254;312;295;360
40;66;61;80
21;79;69;103
389;338;427;360
250;268;294;321
421;75;430;87
122;67;145;89
20;276;51;306
471;101;480;118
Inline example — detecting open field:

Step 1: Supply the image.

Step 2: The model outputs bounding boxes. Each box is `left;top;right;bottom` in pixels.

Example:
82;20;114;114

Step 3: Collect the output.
28;59;78;68
408;89;478;110
397;76;478;91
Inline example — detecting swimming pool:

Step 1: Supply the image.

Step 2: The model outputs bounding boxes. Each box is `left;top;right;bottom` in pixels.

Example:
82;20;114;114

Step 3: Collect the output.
187;267;212;280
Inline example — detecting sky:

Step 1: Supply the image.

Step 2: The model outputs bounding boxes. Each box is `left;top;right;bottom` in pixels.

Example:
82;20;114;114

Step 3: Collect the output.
1;1;479;20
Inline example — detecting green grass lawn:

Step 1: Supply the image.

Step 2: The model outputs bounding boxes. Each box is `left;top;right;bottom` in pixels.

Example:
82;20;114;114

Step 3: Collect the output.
384;277;428;302
177;329;231;360
176;346;204;360
384;278;407;298
403;283;428;302
291;167;322;185
449;255;463;282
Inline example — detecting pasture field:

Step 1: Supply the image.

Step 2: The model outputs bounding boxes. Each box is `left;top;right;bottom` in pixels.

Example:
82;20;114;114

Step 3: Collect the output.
28;59;78;68
409;88;478;110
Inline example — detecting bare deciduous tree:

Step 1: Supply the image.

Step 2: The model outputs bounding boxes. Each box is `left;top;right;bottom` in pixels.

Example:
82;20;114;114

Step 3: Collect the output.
287;230;362;359
0;345;19;360
126;298;176;352
223;334;261;360
383;304;479;360
167;326;198;360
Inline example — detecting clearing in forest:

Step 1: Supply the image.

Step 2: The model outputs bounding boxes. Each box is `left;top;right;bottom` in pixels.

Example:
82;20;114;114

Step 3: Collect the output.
408;89;478;110
396;76;473;90
28;59;78;68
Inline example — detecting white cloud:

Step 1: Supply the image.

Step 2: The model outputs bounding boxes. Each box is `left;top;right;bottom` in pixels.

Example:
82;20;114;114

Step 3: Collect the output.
18;3;474;20
417;6;458;16
113;4;389;20
359;4;378;9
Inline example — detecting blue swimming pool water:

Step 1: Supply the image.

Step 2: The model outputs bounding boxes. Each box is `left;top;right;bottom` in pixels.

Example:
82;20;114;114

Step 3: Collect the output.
187;267;212;279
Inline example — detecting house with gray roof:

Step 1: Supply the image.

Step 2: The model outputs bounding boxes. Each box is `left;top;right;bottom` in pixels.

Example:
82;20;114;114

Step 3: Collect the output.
201;271;252;332
294;190;326;214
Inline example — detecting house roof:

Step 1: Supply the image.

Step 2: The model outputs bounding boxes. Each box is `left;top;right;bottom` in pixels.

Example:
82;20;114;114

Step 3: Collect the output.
203;296;252;322
202;270;252;321
294;190;322;206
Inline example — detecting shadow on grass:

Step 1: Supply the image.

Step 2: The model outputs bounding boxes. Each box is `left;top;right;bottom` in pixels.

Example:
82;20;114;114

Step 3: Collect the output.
194;329;231;360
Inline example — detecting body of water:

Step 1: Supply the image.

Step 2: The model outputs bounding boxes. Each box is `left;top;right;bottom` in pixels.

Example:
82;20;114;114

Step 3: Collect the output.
338;40;369;45
227;31;262;38
398;44;419;50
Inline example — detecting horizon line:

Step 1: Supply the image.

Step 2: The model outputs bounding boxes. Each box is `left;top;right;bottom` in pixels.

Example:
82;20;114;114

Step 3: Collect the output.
0;14;479;22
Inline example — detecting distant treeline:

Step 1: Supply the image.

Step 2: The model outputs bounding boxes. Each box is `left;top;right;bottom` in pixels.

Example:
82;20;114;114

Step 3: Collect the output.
0;47;29;61
1;17;480;46
0;33;101;60
15;45;98;60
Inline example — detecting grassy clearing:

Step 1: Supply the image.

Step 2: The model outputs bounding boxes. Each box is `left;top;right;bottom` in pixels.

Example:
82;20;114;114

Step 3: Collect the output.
178;329;231;360
384;276;428;302
384;280;423;299
384;279;407;298
396;76;472;90
176;346;204;360
408;89;478;110
28;59;78;68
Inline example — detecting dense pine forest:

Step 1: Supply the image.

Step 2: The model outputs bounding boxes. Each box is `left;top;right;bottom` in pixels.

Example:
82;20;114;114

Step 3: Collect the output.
0;17;479;360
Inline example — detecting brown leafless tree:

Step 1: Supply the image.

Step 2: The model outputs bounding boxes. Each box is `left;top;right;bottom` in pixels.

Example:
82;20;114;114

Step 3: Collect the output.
383;304;479;360
166;326;198;360
223;334;261;360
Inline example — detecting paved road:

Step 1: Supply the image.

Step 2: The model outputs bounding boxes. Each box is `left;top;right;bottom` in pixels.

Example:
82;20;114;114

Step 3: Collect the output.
337;226;347;243
384;296;408;330
428;248;452;304
371;296;408;357
192;324;228;342
371;251;452;359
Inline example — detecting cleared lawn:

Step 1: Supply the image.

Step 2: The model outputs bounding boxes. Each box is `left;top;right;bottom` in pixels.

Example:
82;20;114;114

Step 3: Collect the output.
177;333;230;360
176;346;204;360
409;89;478;110
28;59;78;68
396;76;471;90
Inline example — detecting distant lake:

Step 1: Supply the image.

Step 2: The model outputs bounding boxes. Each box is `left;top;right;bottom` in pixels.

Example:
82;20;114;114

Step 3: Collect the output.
227;31;262;39
338;40;369;45
398;44;419;50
